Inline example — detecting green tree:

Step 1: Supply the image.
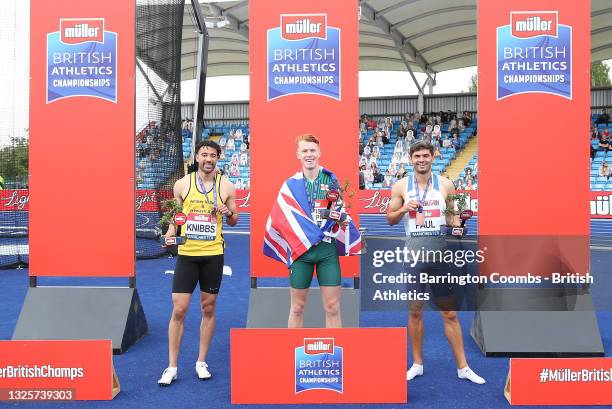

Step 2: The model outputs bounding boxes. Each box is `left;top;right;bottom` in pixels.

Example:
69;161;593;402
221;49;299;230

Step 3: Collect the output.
591;61;611;87
0;137;29;180
468;73;478;93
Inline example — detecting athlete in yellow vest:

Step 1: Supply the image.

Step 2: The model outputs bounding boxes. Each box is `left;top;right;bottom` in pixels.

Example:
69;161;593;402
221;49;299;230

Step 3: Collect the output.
158;140;238;386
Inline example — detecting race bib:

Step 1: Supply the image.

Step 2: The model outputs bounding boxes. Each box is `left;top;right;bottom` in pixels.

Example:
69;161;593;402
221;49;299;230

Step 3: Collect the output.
312;200;324;223
184;213;217;241
409;208;442;237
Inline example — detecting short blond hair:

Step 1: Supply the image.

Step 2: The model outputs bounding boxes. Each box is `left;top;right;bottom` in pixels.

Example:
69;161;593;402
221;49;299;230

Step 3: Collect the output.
295;133;320;146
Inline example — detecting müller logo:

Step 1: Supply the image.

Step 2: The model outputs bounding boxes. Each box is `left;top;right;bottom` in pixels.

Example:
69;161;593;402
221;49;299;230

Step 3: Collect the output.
511;11;557;38
281;14;326;40
304;338;333;354
60;18;104;44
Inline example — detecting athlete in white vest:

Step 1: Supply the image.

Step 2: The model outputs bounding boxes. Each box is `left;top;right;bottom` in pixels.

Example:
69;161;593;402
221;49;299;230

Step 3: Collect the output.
387;141;485;385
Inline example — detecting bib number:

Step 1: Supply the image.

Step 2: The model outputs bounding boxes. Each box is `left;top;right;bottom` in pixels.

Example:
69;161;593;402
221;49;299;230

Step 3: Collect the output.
185;213;217;241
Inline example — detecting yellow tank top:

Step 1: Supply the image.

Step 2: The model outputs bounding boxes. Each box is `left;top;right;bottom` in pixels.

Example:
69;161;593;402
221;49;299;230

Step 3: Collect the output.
178;172;224;256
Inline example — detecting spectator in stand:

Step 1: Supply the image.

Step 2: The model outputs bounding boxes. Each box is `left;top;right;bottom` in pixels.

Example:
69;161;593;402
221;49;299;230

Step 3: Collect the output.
219;147;227;161
244;179;250;189
394;140;404;154
397;122;407;139
432;124;442;140
385;116;393;129
226;137;235;151
369;156;378;167
222;164;230;175
452;134;461;150
230;163;241;177
397;164;408;179
360;120;367;134
464;167;475;183
462;112;472;127
465;179;475;190
372;145;381;160
406;129;415;145
387;162;398;178
235;178;244;189
458;119;466;132
373;165;384;184
598;132;610;151
419;113;428;124
240;152;248;166
603;128;610;140
363;144;372;160
243;132;250;149
596;109;609;124
401;151;411;166
359;156;368;168
367;116;377;130
364;165;374;188
240;141;247;153
455;178;466;190
235;129;243;140
434;145;442;158
599;161;611;179
359;165;366;190
591;125;600;139
219;135;227;147
390;151;400;166
383;174;393;188
231;153;239;166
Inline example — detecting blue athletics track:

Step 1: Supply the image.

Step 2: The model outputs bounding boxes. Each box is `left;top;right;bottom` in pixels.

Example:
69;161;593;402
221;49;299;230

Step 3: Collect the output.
1;214;611;409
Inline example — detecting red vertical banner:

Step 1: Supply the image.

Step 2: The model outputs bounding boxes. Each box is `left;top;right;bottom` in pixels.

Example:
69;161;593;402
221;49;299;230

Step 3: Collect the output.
478;1;590;277
249;1;359;277
29;1;135;276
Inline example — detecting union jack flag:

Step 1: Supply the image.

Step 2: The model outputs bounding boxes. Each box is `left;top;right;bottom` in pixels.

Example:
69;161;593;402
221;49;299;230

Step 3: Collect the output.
264;168;362;266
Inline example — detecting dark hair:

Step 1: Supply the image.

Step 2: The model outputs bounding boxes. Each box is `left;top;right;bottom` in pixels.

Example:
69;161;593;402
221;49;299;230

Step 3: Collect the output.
409;141;435;157
188;140;222;173
195;139;221;156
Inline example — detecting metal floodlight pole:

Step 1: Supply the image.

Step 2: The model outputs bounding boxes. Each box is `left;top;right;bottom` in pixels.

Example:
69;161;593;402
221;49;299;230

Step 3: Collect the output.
190;0;210;152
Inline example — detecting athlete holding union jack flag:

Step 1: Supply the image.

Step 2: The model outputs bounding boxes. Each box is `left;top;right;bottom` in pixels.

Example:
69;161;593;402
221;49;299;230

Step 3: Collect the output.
264;134;361;328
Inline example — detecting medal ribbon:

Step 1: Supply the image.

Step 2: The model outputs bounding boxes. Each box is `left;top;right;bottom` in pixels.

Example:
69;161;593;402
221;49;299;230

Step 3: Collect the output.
304;171;321;214
196;172;218;212
414;175;431;213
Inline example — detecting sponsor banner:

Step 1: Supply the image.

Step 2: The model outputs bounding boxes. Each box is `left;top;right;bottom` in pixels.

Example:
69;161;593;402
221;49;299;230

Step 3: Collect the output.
250;0;359;278
267;14;341;100
30;0;135;277
231;328;406;404
295;338;343;393
47;18;117;103
506;358;612;405
497;11;572;100
479;0;589;279
357;190;478;215
0;190;30;211
3;189;612;219
0;340;118;401
0;189;250;213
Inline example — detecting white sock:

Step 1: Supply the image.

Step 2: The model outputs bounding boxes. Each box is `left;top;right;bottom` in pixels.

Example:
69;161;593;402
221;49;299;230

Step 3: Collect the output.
166;366;177;373
457;366;486;384
406;363;424;380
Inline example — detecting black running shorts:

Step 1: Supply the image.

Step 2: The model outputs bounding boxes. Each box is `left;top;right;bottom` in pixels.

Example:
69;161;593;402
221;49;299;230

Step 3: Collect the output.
172;254;224;294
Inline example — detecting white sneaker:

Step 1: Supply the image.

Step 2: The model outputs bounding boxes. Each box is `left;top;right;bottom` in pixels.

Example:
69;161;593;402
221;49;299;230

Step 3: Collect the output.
406;363;424;380
458;366;486;384
158;367;177;386
196;361;212;380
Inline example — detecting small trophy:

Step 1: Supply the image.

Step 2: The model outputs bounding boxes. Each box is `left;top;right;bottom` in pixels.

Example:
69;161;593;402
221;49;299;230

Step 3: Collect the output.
319;180;348;222
159;199;187;246
445;193;472;237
